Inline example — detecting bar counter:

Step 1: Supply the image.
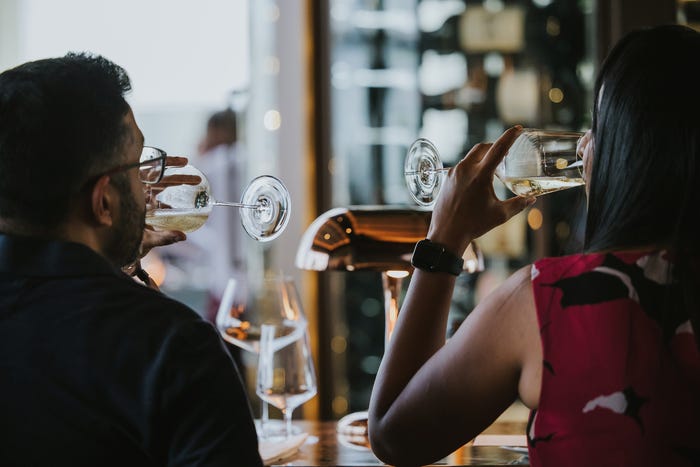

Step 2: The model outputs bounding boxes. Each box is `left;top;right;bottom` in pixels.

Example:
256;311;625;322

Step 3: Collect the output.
269;417;529;466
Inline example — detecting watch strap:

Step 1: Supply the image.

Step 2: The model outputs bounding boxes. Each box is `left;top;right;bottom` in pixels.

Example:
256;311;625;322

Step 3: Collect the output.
411;239;463;276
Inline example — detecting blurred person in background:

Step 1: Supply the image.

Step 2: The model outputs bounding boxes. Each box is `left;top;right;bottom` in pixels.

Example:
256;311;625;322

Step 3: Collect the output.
0;52;262;466
369;25;700;467
191;107;247;322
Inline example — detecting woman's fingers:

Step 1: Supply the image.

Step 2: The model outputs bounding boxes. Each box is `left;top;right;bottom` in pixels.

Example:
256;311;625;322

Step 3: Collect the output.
576;130;592;158
502;193;536;220
481;125;522;172
459;142;492;164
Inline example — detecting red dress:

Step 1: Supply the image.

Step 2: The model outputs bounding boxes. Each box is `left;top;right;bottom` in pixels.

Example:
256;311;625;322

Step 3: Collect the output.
528;250;700;466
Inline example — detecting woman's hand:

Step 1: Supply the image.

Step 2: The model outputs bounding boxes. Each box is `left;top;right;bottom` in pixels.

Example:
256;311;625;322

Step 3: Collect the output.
577;129;594;187
427;126;535;255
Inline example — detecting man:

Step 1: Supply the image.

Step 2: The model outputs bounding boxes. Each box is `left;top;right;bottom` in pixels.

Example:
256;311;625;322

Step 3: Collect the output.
0;53;262;466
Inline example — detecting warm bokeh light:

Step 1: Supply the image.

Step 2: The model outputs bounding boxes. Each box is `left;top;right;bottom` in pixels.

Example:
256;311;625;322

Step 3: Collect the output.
546;16;561;36
331;336;347;354
555;221;571;240
333;396;349;415
263;110;281;131
549;87;564;103
527;207;543;230
142;251;167;286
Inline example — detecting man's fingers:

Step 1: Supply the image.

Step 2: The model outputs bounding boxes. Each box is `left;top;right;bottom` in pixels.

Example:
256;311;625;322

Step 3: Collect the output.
156;174;202;187
141;229;187;257
165;156;189;167
147;201;172;210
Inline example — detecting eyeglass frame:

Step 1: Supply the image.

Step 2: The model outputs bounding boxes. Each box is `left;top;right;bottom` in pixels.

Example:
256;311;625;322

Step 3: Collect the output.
100;146;167;185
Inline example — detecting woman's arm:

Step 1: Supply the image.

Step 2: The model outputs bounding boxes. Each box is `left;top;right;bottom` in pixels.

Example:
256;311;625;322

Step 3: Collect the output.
368;267;540;466
368;127;540;466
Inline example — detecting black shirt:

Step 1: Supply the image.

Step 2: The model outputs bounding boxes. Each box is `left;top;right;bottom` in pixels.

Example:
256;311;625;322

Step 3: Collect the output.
0;234;262;467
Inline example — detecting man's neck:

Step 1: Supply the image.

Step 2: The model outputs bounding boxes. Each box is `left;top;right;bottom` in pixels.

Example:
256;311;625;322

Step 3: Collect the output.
0;218;104;256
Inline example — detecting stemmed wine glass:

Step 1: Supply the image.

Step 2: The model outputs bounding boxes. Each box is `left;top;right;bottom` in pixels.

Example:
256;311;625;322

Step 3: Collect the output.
404;129;585;206
214;275;307;437
256;323;317;439
146;163;290;242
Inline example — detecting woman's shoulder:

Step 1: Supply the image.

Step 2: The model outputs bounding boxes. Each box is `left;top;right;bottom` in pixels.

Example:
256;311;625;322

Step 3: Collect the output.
534;251;603;270
532;249;661;283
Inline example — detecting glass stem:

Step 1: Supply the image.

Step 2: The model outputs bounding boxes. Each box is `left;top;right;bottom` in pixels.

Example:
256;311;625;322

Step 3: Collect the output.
212;200;259;209
404;167;451;176
283;408;292;439
261;400;269;436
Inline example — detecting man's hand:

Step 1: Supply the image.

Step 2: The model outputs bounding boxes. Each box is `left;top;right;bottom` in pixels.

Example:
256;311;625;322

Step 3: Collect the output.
151;156;201;188
145;156;202;210
141;228;186;258
122;229;186;290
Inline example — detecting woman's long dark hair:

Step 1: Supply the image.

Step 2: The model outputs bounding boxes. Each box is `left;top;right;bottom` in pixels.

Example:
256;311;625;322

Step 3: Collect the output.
584;25;700;348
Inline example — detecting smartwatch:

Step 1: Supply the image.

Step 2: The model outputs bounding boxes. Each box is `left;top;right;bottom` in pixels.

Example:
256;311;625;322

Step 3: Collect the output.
411;239;463;276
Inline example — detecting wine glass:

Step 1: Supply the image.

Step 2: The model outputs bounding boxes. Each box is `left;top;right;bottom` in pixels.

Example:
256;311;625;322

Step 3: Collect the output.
214;275;307;436
256;323;317;439
404;129;585;206
145;164;290;242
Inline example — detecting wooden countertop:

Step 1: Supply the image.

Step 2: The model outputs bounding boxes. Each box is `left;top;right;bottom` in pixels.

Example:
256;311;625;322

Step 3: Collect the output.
267;404;530;466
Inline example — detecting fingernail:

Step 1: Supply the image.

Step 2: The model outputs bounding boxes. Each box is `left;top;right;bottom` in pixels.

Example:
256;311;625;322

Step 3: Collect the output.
514;124;523;131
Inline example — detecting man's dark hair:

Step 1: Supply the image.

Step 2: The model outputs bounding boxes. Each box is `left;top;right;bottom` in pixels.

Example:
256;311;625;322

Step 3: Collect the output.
0;52;132;230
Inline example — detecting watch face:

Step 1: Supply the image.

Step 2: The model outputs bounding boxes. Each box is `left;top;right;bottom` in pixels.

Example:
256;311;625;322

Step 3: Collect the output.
412;239;463;275
412;240;441;270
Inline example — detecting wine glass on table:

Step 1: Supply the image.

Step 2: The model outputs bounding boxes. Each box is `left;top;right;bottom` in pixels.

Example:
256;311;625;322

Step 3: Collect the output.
256;323;317;440
143;149;290;241
214;275;307;438
404;128;585;206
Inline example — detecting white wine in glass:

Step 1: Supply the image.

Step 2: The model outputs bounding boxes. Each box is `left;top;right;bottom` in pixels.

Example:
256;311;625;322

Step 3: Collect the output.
404;129;585;206
145;164;290;242
214;276;307;437
256;323;317;439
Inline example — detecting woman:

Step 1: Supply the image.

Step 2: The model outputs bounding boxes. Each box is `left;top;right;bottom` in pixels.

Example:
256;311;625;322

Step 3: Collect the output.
368;25;700;466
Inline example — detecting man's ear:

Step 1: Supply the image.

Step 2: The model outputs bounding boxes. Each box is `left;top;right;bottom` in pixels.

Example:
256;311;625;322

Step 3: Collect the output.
90;175;115;227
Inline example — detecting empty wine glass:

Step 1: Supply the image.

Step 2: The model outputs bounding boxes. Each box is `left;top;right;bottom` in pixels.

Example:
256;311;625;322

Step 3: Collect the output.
404;128;585;207
214;275;307;437
256;323;317;439
145;163;290;242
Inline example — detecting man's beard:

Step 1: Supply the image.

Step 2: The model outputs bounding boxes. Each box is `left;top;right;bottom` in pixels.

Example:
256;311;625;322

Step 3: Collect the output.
104;175;145;268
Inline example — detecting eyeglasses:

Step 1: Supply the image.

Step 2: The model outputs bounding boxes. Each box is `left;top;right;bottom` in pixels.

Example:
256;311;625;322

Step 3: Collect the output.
102;146;167;184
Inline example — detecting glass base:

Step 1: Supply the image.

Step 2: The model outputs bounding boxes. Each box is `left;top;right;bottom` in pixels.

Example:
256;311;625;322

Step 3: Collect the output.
404;138;443;207
240;175;290;242
336;410;368;435
255;418;303;440
336;411;370;450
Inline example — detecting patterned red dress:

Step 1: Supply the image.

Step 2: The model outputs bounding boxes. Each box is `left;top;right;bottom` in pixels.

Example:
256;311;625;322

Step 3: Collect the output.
528;250;700;466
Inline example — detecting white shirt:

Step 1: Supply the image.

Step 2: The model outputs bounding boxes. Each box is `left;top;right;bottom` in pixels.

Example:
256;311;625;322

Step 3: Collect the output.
186;142;246;298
